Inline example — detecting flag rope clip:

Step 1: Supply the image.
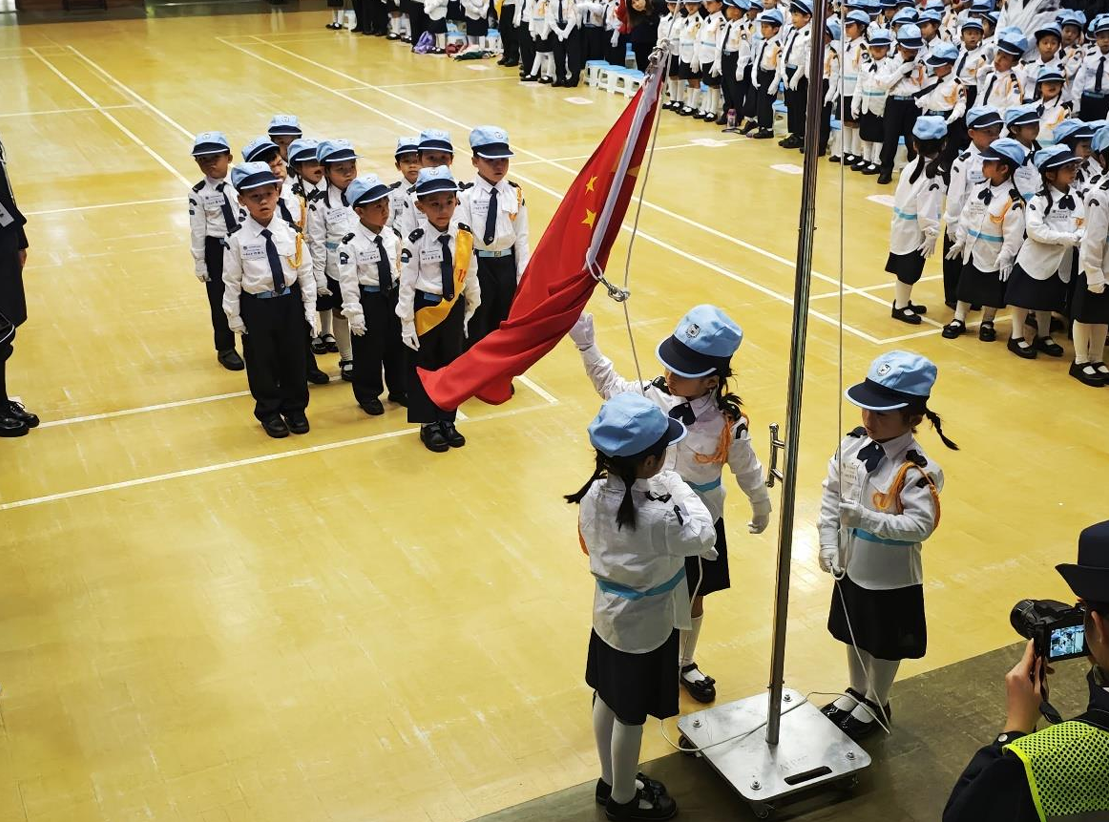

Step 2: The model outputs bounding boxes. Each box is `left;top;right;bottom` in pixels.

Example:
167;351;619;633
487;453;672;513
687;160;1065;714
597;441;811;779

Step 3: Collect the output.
587;261;629;302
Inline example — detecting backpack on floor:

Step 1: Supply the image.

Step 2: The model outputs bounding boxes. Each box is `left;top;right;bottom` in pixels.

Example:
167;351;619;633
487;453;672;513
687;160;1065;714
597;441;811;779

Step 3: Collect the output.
413;32;434;53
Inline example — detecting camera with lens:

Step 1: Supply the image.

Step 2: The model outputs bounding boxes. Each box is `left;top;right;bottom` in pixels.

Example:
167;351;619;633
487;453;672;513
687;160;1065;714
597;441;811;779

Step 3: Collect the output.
1011;600;1088;662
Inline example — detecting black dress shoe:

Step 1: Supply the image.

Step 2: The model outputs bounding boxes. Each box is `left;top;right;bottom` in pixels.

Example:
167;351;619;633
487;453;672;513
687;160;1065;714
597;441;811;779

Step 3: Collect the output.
941;319;965;339
861;163;880;175
714;113;728;125
521;74;539;82
1070;361;1105;387
778;135;802;148
909;302;927;315
750;128;774;139
503;59;519;67
1035;336;1064;357
552;78;566;87
605;785;677;821
0;411;28;437
496;56;508;64
840;713;883;741
979;321;997;342
1008;337;1038;359
440;421;466;447
283;412;310;435
262;416;290;438
421;423;450;452
820;688;866;725
360;398;385;415
538;75;553;84
595;774;669;806
829;154;841;163
6;401;39;428
218;349;245;371
311;336;328;355
877;169;893;184
891;304;922;325
322;333;339;353
679;664;716;703
387;393;408;407
339;360;354;381
307;367;330;385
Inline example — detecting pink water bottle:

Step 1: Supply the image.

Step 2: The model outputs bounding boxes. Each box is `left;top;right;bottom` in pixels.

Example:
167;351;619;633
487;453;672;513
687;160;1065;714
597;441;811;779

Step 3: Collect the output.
726;108;737;130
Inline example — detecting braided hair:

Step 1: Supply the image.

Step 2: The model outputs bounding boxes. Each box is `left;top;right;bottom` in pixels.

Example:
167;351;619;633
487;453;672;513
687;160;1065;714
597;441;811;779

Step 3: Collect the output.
565;433;672;531
909;137;950;185
902;400;959;451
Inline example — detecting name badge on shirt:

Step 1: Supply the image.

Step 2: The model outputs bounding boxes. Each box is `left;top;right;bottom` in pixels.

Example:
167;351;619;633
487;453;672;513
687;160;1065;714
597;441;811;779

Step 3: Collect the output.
241;243;267;261
326;207;349;223
0;202;12;229
963;200;986;222
420;246;444;265
202;194;226;209
469;198;489;222
357;246;381;265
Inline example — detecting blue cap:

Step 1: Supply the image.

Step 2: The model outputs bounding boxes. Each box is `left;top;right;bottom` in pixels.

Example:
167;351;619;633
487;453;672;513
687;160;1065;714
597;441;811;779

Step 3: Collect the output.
230;161;280;191
347;174;392;207
1005;103;1040;128
879;0;896;8
969;0;992;11
588;393;687;458
288;138;320;165
790;0;812;15
395;135;420;157
846;10;871;26
923;0;942;11
891;7;917;24
1054;119;1095;144
1034;22;1062;41
317;139;359;164
1092;125;1109;153
966;105;1003;129
1037;65;1066;85
825;18;842;39
868;29;892;46
913;115;947;140
985;10;1000;25
897;23;923;48
267;114;302;137
980;137;1027;166
414;165;458;196
758;8;783;25
469;125;514;159
418;128;454;153
1095;13;1109;34
191;130;230;157
1034;144;1078;170
1073;10;1088;25
656;305;743;378
846;351;937;411
996;27;1027;55
961;17;984;32
242;137;280;163
925;41;959;65
918;9;942;24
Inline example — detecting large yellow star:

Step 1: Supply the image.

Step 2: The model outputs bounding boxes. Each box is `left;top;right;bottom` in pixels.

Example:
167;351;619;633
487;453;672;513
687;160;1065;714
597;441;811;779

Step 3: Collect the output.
585;176;597;193
583;209;597;228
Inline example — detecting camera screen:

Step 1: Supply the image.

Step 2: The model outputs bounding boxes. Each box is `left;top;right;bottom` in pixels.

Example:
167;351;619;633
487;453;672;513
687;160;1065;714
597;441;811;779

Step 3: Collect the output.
1048;624;1087;661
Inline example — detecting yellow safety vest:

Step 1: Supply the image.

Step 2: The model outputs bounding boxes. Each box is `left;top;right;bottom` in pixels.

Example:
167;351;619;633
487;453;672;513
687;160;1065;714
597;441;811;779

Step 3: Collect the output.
1005;721;1109;822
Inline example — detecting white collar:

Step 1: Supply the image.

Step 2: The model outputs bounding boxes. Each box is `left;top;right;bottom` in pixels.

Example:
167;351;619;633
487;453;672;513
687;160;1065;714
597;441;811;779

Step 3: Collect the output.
243;215;275;237
872;430;914;459
357;222;384;240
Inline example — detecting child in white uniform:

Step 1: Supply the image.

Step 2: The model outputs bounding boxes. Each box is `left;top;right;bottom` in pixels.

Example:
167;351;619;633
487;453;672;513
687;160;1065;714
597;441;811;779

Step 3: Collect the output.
569;305;771;705
818;350;957;741
1004;104;1048;202
851;30;893;174
569;392;717;820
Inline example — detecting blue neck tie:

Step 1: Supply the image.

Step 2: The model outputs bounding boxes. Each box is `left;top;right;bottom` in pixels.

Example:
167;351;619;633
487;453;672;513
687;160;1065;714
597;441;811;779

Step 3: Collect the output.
374;235;393;293
557;0;565;26
260;228;286;292
857;441;885;473
438;235;454;301
1097;56;1105;93
277;197;293;225
216;182;237;232
484;187;498;246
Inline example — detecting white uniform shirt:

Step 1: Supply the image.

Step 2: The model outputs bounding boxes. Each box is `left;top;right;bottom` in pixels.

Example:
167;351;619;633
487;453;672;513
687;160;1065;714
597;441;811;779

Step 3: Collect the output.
679;12;703;64
1018;55;1065;102
656;11;674;48
841;36;866;97
916;75;966;123
780;21;811;78
306;183;358;283
581;472;717;654
395;222;481;324
819;430;942;591
1073;47;1109;103
889;157;944;255
577;347;772;523
1016;185;1086;282
976;65;1023;112
695;10;726;69
1013;152;1042;203
546;0;579;39
955;180;1025;272
189;176;242;276
221;215;316;324
458;176;532;278
954;43;987;89
387;180;412;231
878;52;926;98
424;0;448;22
1038;97;1071;143
853;53;892;118
945;145;985;240
754;33;782;76
337;222;402;323
1080;176;1109;290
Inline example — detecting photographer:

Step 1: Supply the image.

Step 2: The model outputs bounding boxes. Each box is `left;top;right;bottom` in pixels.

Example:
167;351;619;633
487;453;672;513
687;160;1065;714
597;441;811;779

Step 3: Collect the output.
943;520;1109;822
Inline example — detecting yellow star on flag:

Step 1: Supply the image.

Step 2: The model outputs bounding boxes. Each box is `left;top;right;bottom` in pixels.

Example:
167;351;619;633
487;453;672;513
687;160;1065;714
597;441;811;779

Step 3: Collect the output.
585;176;597;193
582;209;597;228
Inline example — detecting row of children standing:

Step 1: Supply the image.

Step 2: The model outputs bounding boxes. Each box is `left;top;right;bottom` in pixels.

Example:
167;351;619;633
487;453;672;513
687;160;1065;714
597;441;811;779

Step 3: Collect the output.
188;117;531;445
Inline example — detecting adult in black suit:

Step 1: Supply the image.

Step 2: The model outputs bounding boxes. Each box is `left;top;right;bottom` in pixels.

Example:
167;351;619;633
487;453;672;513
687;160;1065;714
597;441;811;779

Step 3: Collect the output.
0;134;37;438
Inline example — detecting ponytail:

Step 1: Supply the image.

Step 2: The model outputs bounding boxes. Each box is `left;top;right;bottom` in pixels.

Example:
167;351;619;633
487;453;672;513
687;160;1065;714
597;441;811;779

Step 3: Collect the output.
909;138;948;185
924;407;959;451
564;433;673;531
565;452;606;506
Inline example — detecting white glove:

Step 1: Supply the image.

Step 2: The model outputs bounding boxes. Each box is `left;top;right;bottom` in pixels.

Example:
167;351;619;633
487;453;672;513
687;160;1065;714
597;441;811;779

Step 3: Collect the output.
348;314;367;336
839;498;867;529
1089;281;1107;294
318;284;332;297
944;241;964;260
569;312;595;350
228;316;247;335
305;310;318;339
464;305;477;337
918;234;937;259
700;545;720;561
711;63;722;79
195;265;209;283
851;97;862;119
788;72;801;91
748;497;772;534
1069;232;1085;248
999;262;1014;283
610;28;620;47
819;545;840;574
401;320;420;351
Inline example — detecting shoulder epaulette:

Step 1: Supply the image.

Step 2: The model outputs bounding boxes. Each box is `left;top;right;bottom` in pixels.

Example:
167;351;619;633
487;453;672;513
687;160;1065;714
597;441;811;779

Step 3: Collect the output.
1010;188;1023;205
219;238;230;250
285;219;300;232
508;180;520;189
650;375;671;394
408;228;424;242
406;184;417;194
341;232;356;244
645;491;673;502
391;226;402;239
458;181;474;191
956;149;970;162
847;426;867;438
1100;176;1109;192
389;180;402;190
457;222;472;234
228;224;242;234
192;180;206;193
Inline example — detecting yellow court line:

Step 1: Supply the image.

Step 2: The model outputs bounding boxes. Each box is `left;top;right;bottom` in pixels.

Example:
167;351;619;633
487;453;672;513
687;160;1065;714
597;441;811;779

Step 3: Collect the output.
216;36;881;344
0;401;558;512
0;104;135;118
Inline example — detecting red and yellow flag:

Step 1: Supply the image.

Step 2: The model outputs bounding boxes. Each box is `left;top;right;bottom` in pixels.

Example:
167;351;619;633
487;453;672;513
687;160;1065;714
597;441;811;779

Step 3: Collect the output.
418;61;665;410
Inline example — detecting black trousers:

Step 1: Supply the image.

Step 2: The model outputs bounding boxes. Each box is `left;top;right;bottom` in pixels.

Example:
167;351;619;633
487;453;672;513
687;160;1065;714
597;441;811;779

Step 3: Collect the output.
204;237;235;353
605;33;625;67
1081;93;1109;122
0;333;12;404
721;52;741;113
467;253;517;344
519;30;536;72
785;71;807;137
552;29;582;82
370;0;389;32
500;4;519;60
351;288;405;405
756;68;776;128
406;0;426;41
581;26;605;63
240;291;309;422
741;64;757;119
407;294;465;424
631;41;651;71
881;97;919;172
818;81;832;153
942;234;961;308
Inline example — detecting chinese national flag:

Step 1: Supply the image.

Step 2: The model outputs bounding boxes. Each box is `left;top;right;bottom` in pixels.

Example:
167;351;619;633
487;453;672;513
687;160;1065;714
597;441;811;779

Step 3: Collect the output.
418;59;665;410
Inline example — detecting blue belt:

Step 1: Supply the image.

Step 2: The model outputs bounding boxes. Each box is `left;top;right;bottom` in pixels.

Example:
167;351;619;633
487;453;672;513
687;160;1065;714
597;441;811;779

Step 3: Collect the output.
968;229;1002;243
476;248;514;258
891;95;915;101
688;477;723;493
362;283;395;293
853;528;914;547
1084;91;1109;99
925;110;952;117
250;287;292;299
416;290;443;305
893;207;918;220
596;567;687;601
325;240;339;250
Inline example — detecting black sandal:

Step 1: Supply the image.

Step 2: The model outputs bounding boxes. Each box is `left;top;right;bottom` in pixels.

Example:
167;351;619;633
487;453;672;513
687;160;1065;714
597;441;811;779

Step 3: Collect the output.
1035;335;1064;357
820;687;866;725
596;773;668;806
941;319;965;339
679;663;716;703
605;784;677;821
978;321;996;342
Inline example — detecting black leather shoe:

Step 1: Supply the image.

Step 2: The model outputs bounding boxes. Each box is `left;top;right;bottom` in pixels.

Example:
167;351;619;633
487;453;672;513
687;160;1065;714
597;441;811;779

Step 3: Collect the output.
862;163;881;175
311;336;328;354
909;302;927;315
307;367;330;385
778;135;802;149
596;774;668;806
552;78;566;87
1070;361;1105;387
218;349;245;371
941;319;965;339
679;663;716;703
891;304;921;324
283;412;310;435
421;423;450;452
840;713;883;741
361;398;385;415
820;688;866;725
1035;336;1064;357
750;128;774;139
440;421;466;447
387;393;408;407
262;416;290;438
979;321;997;342
503;59;519;67
538;75;553;84
323;333;339;353
339;360;354;382
6;401;39;428
521;74;539;82
605;785;677;821
0;411;28;437
1008;337;1037;359
877;169;893;184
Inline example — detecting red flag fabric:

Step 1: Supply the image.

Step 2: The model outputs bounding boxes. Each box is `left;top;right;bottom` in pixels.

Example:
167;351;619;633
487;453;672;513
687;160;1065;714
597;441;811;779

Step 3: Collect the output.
418;63;664;410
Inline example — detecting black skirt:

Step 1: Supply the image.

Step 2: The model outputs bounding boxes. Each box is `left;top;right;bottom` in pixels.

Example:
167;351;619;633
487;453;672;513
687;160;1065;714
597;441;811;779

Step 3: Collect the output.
534;33;553;52
678;60;701;81
1071;273;1109;324
702;73;722;88
668;53;681;77
886;250;927;285
860;111;884;143
827;573;927;661
466;15;488;35
956;261;1007;309
586;628;680;725
1005;263;1065;311
316;275;342;312
840;96;857;126
427;15;448;33
686;518;729;598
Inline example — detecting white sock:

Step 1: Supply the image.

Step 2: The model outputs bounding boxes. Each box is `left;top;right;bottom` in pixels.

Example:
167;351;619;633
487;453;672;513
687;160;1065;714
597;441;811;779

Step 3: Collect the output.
864;656;900;710
332;312;353;360
847;126;860;155
1010;307;1029;340
1035;311;1053;342
401;15;411;36
610;721;643;805
332;8;342;24
870;141;882;164
669;79;681;102
592;695;616;788
983;307;998;323
831;646;868;711
435;33;446;48
708;87;722;115
893;281;913;310
954;301;970;322
319;310;333;337
530;54;543;75
1074;321;1092;363
1091;324;1108;362
829;128;840;157
468;35;480;45
680;615;705;682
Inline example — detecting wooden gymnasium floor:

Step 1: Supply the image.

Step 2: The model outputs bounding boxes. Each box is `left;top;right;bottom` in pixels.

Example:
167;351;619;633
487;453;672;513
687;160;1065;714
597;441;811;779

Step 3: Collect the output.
0;11;1106;822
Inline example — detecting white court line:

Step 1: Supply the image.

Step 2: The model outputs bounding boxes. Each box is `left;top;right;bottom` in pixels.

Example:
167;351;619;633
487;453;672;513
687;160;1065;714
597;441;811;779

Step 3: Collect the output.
219;36;880;344
372;76;521;89
29;49;191;187
0;104;134;118
511;138;746;167
0;402;556;512
809;274;943;300
25;197;179;217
